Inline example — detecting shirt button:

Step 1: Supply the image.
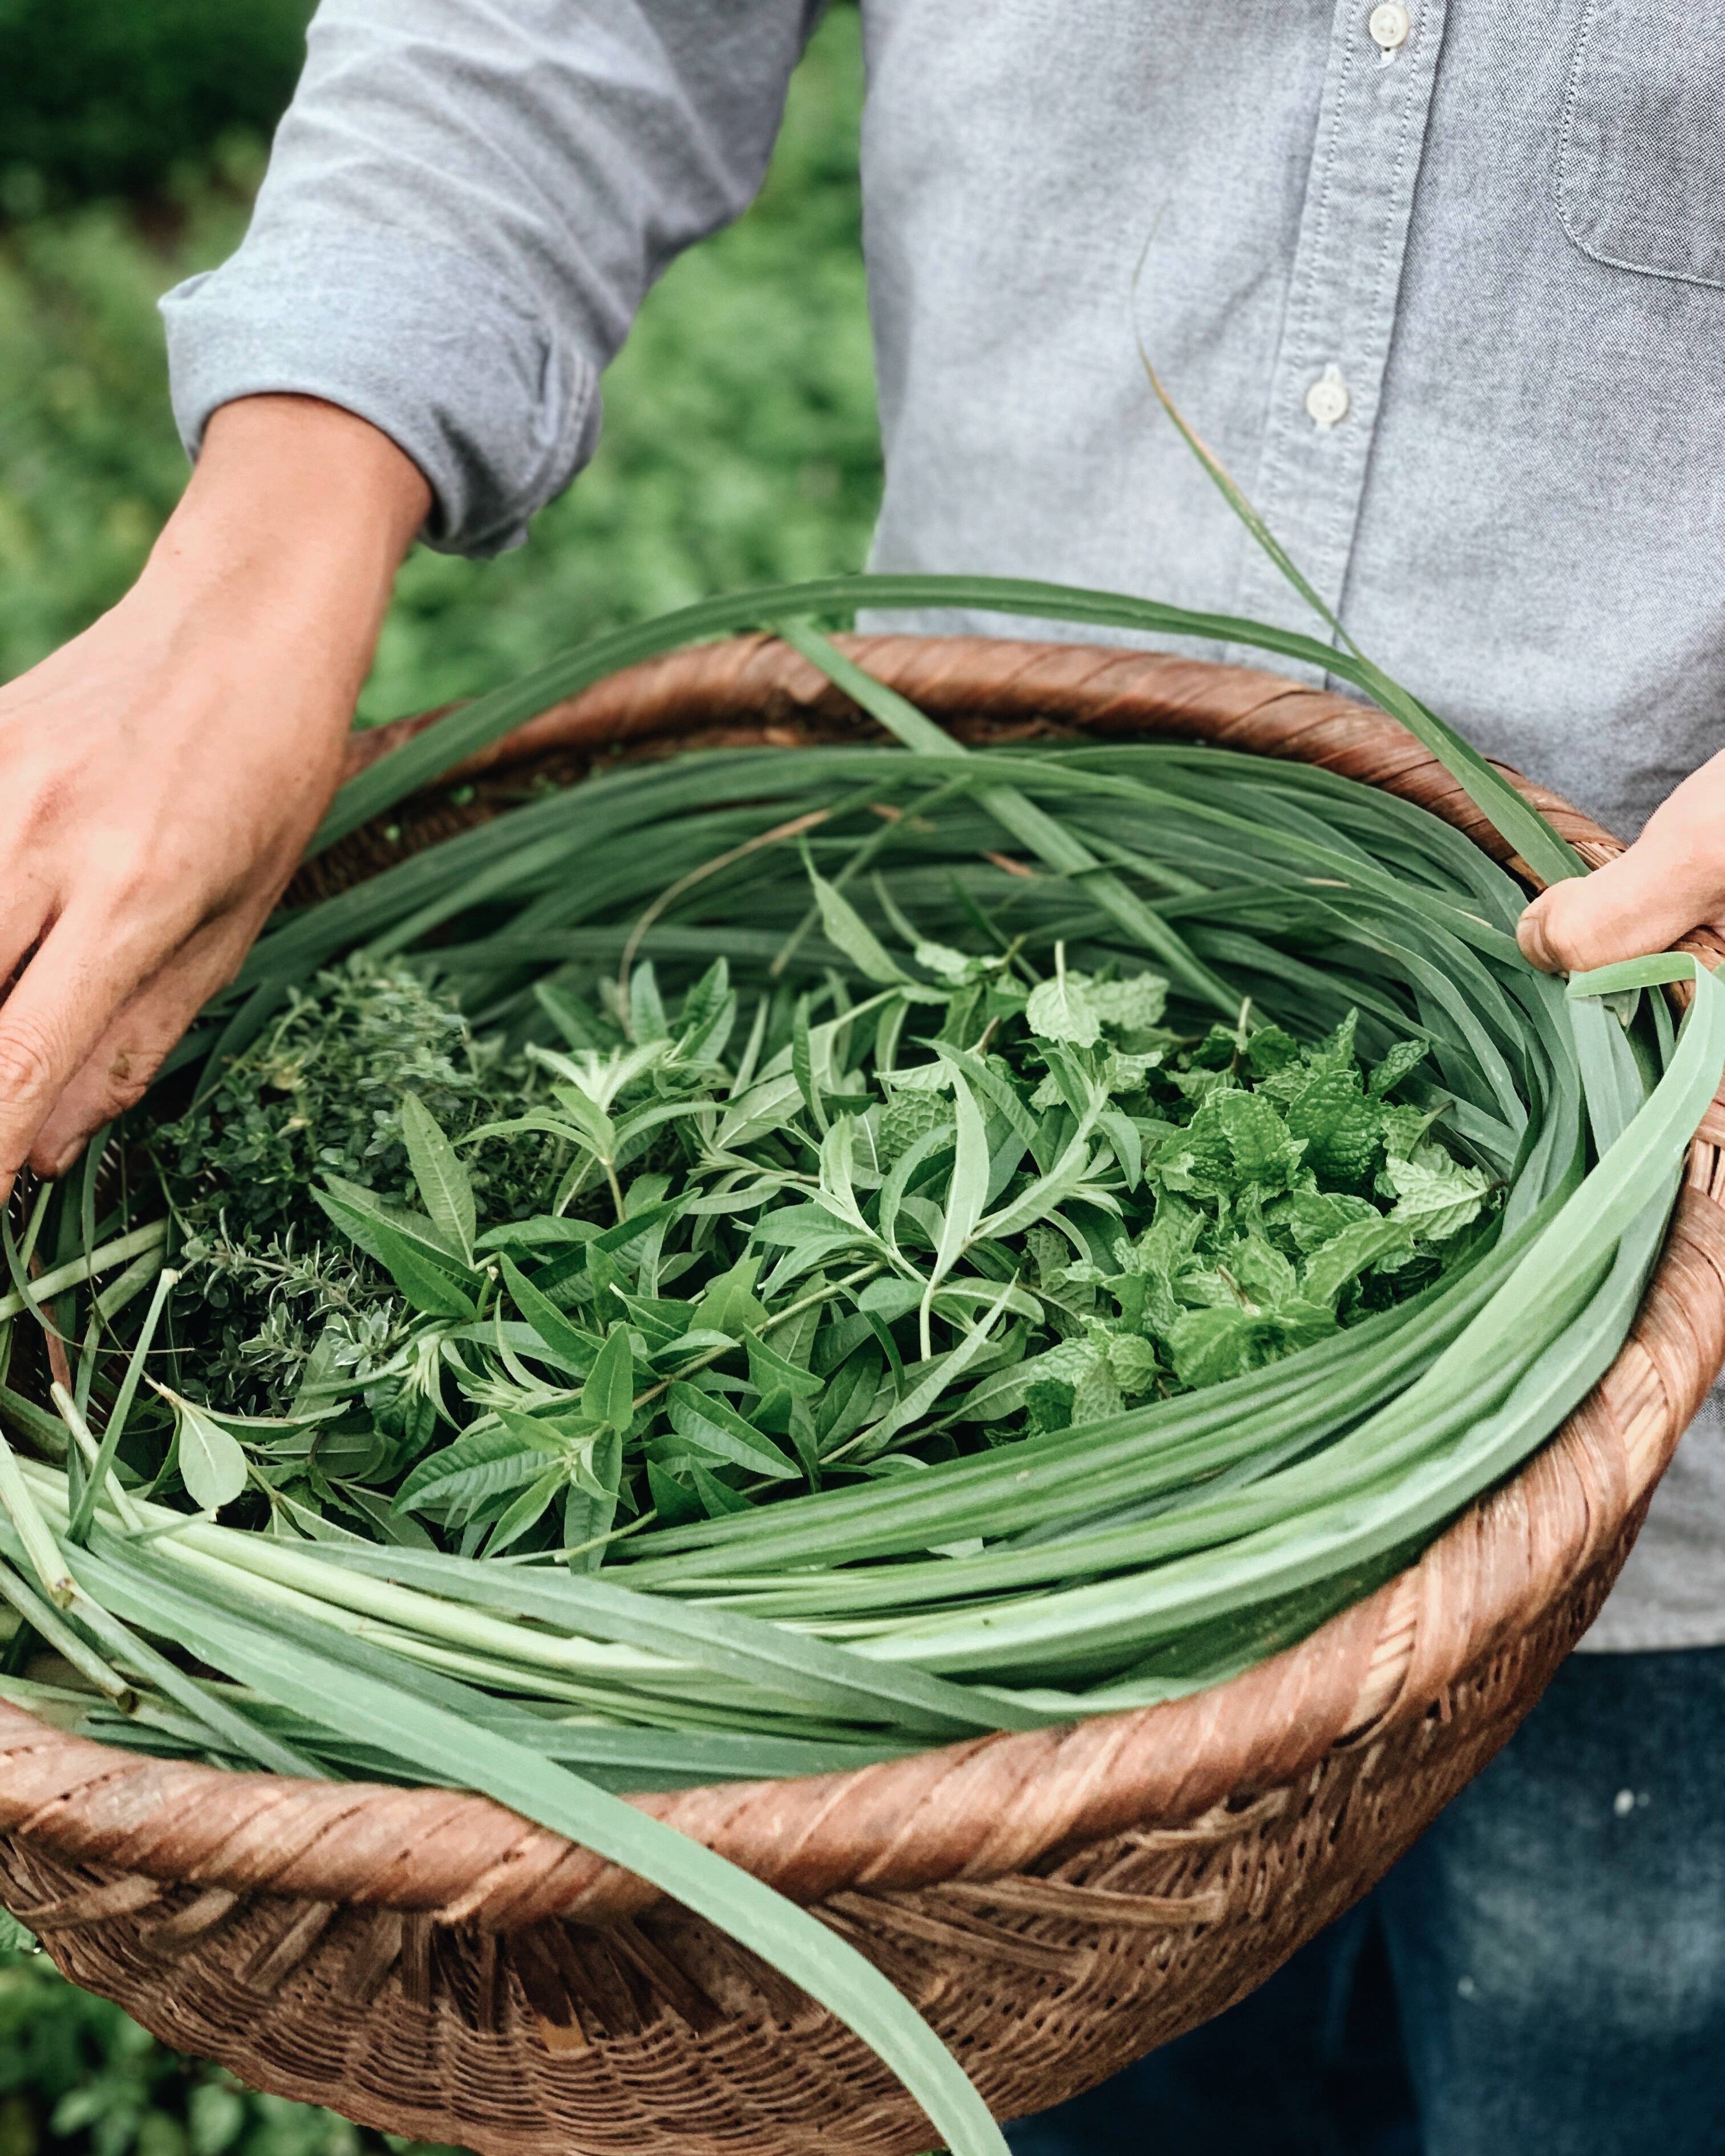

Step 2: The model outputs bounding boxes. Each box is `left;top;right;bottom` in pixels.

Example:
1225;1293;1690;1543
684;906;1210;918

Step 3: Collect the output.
1369;2;1411;50
1305;363;1351;429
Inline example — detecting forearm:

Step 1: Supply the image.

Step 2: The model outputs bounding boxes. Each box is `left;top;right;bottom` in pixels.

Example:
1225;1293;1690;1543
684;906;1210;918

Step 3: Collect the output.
161;0;817;557
138;394;430;701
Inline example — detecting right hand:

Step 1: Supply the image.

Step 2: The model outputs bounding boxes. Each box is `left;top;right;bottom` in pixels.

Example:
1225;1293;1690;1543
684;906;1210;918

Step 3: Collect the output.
0;395;431;1202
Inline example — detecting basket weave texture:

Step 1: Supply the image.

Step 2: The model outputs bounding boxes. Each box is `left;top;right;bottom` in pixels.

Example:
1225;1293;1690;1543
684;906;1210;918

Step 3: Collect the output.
3;634;1724;2156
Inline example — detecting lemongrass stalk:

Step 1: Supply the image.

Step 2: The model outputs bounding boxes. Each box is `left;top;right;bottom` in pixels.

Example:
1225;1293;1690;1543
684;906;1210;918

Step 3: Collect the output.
67;1269;176;1546
52;1384;145;1536
0;1222;168;1326
0;1556;135;1706
0;1433;74;1607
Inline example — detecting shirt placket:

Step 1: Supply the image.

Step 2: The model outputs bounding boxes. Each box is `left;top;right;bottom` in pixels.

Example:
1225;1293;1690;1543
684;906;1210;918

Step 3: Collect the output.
1231;0;1448;678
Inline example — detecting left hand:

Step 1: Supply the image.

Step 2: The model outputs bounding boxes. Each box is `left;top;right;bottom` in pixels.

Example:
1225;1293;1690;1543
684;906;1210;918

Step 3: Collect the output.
1518;751;1725;975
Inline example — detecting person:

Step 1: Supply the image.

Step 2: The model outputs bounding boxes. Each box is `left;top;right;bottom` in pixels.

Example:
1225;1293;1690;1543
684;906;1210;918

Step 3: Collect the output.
3;5;1724;2148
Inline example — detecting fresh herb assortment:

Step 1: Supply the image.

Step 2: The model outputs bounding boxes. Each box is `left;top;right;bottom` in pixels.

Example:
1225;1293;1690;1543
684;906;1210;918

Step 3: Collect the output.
2;579;1721;2156
140;927;1489;1557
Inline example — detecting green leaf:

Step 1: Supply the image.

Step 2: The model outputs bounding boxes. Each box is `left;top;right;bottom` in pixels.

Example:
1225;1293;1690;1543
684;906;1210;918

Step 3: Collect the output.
318;1174;467;1267
646;1458;703;1529
791;994;825;1132
877;1085;955;1167
678;957;734;1061
535;980;610;1050
1286;1069;1382;1189
667;1384;800;1480
394;1422;560;1517
1098;1107;1144;1190
560;1474;621;1578
1175;1089;1306;1198
1104;1331;1163;1396
1269;1190;1380;1254
805;857;911;986
541;1085;618;1157
757;1202;866;1247
568;1424;623;1507
400;1093;477;1262
1245;1024;1303;1077
914;941;977;983
1301;1216;1415;1306
1071;1356;1125;1426
313;1189;478;1319
476;1215;602;1253
629;959;670;1043
1369;1039;1428;1097
1165;1306;1281;1389
1023;1378;1076;1435
690;1461;755;1517
485;1465;567;1557
610;1287;686;1349
162;1390;249;1513
1088;972;1169;1030
697;1257;768;1339
500;1255;602;1376
581;1324;638;1432
929;1071;990;1291
743;1328;824;1401
1383;1144;1492;1242
1025;972;1102;1047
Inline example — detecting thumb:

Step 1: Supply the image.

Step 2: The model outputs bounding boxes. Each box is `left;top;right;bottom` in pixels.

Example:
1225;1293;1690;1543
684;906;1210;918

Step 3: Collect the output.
1519;837;1725;975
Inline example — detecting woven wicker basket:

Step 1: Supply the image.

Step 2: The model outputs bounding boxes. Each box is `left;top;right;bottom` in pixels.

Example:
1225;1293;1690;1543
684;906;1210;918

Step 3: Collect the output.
3;634;1723;2156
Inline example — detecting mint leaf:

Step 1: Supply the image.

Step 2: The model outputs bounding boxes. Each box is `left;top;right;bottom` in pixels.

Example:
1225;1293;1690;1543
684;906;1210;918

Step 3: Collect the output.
1286;1068;1383;1189
1383;1144;1492;1241
1088;971;1168;1031
1369;1039;1427;1097
1178;1089;1306;1197
1025;973;1102;1046
1301;1215;1414;1306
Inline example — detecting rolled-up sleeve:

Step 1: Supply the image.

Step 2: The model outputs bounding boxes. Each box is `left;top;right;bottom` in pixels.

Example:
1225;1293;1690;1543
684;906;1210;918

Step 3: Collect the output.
160;0;820;556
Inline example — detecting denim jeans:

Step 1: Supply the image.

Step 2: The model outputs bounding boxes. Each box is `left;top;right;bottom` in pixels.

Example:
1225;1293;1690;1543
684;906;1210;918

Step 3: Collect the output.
1007;1647;1725;2156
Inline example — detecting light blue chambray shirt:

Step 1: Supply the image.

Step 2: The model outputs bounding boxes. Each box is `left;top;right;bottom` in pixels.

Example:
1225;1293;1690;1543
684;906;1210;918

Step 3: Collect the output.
160;0;1725;1648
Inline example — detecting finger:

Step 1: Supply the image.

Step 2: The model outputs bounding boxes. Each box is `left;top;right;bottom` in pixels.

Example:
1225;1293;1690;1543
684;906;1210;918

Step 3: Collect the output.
1517;838;1725;976
29;917;256;1177
0;899;203;1202
0;887;52;998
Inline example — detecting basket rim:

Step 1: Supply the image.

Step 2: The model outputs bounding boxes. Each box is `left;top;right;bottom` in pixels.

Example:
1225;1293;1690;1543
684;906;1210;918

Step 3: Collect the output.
5;629;1723;1932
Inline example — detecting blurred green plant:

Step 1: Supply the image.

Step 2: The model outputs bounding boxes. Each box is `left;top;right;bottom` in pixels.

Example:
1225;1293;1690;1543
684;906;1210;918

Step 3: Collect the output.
0;139;262;679
0;6;880;722
0;0;317;214
0;1938;457;2156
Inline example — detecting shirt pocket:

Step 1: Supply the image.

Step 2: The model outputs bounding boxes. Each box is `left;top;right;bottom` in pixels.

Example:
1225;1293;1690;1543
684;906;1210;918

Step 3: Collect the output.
1557;0;1725;289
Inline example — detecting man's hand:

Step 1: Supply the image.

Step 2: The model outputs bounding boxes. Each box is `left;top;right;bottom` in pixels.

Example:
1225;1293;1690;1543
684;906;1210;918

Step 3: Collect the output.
1518;752;1725;976
0;395;430;1201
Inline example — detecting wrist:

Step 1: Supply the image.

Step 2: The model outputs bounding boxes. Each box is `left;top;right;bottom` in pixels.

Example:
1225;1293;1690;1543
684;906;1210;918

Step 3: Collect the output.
136;395;432;693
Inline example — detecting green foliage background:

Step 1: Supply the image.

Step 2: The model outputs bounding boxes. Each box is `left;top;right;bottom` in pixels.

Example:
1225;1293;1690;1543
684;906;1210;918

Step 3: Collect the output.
0;0;317;212
0;7;877;2149
0;5;881;722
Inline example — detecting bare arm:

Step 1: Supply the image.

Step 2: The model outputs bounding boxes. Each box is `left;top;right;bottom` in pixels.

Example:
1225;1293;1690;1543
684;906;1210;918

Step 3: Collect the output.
0;394;429;1200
